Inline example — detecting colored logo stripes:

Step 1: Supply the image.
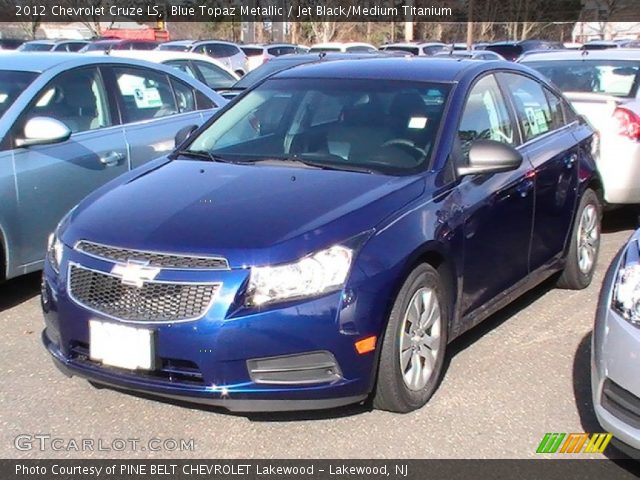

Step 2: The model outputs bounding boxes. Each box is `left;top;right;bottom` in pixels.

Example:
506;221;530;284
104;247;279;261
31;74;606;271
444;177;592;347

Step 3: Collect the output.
536;433;612;454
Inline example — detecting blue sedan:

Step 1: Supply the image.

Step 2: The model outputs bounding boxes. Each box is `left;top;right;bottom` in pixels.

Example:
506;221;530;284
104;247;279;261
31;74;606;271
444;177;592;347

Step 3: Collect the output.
42;57;602;412
0;53;226;281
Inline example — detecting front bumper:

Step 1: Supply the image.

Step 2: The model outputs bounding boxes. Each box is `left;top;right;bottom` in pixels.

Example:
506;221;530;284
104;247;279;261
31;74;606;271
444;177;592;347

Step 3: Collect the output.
591;247;640;450
41;249;382;412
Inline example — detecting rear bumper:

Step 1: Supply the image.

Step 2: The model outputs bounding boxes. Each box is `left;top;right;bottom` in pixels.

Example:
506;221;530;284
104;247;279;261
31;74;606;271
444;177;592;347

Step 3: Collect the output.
598;135;640;204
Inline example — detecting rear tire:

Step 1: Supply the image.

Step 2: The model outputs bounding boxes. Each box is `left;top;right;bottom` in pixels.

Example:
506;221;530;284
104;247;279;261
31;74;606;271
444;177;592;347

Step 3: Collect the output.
373;264;448;413
557;188;601;290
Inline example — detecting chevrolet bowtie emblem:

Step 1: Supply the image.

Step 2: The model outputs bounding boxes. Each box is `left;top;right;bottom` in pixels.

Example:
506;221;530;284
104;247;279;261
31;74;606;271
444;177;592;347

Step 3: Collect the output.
111;260;160;288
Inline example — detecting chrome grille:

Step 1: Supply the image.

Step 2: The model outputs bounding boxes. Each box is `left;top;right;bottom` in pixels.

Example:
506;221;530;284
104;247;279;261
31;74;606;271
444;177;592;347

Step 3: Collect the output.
68;265;220;322
75;241;229;270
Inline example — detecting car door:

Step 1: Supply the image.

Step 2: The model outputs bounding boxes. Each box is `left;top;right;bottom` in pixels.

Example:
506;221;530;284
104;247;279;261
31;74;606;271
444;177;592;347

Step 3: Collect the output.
456;73;535;317
10;66;128;270
498;72;579;271
106;65;213;169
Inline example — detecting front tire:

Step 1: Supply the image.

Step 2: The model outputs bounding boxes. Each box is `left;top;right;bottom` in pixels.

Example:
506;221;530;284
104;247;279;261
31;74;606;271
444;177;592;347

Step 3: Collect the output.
557;188;601;290
373;264;448;413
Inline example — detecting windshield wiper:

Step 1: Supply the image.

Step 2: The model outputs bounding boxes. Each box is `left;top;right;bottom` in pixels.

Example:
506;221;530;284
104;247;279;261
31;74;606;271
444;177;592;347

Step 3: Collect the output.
173;149;240;164
251;156;375;174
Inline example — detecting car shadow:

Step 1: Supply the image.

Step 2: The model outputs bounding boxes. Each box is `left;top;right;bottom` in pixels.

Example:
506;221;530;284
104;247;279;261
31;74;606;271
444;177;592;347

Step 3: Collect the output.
0;272;41;313
447;276;556;359
602;206;638;234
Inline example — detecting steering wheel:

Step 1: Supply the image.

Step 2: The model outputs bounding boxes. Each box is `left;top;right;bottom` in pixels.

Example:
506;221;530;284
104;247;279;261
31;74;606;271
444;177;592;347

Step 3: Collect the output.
380;138;426;161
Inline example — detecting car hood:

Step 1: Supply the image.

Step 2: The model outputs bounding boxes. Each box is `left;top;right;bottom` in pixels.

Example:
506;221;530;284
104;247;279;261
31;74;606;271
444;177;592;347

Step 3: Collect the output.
63;159;425;267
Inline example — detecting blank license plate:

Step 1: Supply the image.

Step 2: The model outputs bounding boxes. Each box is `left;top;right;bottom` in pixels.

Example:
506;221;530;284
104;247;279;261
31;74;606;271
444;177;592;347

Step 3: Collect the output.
89;320;154;370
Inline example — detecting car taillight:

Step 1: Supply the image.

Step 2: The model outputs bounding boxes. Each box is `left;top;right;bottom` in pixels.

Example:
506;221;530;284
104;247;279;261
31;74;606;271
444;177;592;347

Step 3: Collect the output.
613;107;640;141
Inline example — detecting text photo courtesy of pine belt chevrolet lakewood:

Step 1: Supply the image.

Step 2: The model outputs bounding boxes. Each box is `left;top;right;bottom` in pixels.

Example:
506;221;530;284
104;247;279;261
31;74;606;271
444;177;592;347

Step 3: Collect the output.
0;53;226;281
41;57;602;413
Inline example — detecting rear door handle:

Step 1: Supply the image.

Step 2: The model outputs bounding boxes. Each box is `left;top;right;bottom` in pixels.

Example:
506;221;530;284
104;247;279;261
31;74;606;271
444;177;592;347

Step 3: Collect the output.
99;151;124;167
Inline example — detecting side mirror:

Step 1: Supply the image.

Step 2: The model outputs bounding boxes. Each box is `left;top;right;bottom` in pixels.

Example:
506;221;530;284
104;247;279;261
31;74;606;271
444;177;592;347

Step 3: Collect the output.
174;124;198;147
456;139;523;177
16;117;71;148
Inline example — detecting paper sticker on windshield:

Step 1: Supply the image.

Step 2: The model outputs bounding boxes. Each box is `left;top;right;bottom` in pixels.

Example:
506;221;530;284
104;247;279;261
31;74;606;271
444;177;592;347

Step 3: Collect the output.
408;116;428;129
134;87;162;109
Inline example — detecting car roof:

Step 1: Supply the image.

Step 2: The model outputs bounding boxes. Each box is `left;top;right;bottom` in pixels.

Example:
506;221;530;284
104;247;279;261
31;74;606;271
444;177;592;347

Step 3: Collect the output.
383;42;445;48
0;51;216;74
272;56;507;82
520;48;640;61
104;50;238;77
160;40;195;46
193;40;238;46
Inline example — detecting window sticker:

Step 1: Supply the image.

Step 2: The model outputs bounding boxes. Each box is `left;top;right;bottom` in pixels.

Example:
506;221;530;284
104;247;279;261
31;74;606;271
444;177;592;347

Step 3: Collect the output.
525;106;541;136
134;87;162;109
408;116;428;129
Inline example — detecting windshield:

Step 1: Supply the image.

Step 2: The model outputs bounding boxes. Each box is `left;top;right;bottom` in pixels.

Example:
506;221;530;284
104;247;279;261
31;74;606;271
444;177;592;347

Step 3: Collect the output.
82;42;116;52
0;70;37;117
234;59;310;88
486;45;522;61
187;78;450;175
19;43;52;52
309;47;341;53
524;60;640;97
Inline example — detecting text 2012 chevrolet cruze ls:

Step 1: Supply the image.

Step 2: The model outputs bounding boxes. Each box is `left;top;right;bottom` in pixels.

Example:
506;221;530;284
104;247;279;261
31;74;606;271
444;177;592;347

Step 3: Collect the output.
42;58;602;412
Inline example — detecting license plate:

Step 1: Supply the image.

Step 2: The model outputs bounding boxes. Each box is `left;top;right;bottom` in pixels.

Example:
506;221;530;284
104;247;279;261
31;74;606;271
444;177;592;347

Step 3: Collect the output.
89;320;154;370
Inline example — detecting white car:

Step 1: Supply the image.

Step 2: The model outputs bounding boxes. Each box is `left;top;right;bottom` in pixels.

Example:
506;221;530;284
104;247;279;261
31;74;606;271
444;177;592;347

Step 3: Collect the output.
157;40;248;76
100;50;238;92
240;44;303;71
308;42;377;53
378;42;446;56
522;50;640;205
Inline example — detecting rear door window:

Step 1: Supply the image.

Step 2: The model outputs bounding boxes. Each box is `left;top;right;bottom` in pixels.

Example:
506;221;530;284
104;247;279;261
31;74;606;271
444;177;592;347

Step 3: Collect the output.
501;73;554;142
112;67;177;123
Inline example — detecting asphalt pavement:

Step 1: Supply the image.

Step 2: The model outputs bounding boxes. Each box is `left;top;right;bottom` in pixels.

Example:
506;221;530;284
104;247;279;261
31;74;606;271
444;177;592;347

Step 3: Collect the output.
0;209;637;460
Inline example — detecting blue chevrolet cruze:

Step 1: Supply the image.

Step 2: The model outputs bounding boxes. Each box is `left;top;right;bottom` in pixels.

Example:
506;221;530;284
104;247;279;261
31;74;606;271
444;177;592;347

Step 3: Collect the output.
42;57;602;412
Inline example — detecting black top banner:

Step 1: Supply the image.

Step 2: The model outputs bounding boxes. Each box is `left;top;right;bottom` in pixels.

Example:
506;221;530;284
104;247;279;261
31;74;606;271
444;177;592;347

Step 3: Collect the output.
3;0;640;23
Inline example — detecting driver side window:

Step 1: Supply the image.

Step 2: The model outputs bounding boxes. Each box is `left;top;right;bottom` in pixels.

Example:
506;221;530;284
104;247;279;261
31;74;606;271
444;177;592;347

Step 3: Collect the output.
22;67;111;135
458;74;515;161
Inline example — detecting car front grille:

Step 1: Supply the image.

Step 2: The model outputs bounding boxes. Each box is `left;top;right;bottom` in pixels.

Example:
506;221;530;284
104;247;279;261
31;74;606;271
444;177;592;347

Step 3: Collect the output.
75;240;229;270
68;264;220;322
601;378;640;429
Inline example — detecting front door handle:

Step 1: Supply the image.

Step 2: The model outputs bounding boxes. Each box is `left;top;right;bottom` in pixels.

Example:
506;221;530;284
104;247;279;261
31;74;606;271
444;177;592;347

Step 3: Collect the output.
99;151;124;167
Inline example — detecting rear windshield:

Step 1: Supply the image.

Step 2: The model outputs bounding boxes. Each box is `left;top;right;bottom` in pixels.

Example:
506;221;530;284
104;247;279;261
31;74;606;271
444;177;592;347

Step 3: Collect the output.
242;48;264;57
524;60;640;97
19;43;52;52
383;46;420;55
83;42;116;52
485;45;522;61
0;70;37;117
309;47;341;53
158;44;190;52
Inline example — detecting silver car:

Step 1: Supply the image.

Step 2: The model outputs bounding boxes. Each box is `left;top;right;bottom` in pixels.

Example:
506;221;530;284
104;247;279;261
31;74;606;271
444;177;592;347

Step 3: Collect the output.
521;50;640;205
0;53;226;281
157;40;248;76
592;228;640;457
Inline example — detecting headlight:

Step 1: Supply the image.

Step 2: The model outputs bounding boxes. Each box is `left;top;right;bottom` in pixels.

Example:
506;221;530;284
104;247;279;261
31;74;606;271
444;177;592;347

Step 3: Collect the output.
47;232;64;274
613;240;640;325
246;245;354;306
